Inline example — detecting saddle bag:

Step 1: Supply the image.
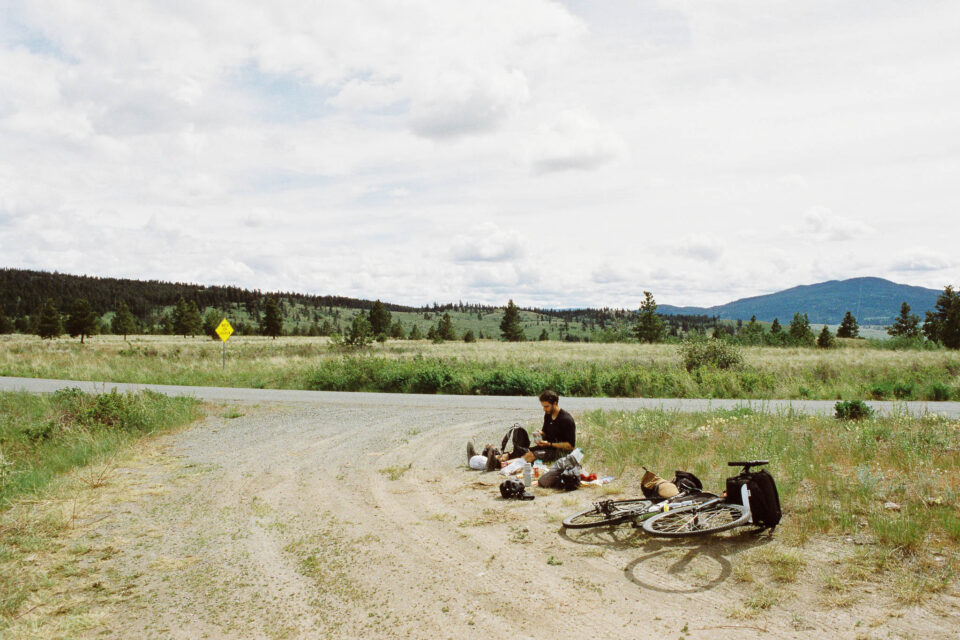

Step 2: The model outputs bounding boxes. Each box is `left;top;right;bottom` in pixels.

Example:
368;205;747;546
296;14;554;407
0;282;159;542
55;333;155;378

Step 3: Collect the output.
726;469;781;529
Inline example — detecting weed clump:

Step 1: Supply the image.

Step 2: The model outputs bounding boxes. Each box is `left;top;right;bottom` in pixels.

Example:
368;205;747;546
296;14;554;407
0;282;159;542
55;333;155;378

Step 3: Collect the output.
834;400;873;420
678;338;744;372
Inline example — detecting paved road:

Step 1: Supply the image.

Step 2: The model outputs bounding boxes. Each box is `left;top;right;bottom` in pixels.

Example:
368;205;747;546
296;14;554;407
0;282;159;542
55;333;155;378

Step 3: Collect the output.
3;375;959;417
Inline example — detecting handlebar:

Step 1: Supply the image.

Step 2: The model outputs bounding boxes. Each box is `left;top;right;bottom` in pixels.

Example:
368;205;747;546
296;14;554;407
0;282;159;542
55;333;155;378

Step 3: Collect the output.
728;460;768;467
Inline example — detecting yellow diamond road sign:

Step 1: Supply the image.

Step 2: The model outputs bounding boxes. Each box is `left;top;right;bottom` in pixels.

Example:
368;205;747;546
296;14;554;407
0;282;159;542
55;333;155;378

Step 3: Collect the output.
215;319;234;342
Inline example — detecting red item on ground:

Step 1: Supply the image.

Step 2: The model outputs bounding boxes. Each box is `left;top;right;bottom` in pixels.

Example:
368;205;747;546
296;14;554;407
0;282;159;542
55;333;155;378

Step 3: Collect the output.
581;472;598;482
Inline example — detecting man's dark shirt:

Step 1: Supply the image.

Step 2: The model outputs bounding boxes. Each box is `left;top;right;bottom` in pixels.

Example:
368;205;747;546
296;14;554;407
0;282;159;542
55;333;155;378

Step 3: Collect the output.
542;408;576;448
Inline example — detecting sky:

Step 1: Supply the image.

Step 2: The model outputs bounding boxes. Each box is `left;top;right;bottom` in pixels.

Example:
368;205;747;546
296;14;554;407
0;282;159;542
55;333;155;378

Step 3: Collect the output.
1;0;958;309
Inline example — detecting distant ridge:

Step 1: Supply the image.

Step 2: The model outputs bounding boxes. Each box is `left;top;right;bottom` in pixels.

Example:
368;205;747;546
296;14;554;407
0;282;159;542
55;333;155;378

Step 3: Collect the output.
658;277;942;325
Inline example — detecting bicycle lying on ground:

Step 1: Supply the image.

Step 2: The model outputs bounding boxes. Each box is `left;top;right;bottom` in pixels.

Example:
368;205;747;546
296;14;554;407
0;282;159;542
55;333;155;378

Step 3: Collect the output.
562;460;776;537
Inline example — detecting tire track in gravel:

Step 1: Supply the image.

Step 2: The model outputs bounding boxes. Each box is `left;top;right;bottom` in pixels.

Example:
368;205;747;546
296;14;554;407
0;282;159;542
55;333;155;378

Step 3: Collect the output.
76;403;959;640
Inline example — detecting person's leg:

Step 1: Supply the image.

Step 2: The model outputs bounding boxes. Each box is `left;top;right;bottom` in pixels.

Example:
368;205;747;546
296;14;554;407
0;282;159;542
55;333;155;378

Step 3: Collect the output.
467;442;477;463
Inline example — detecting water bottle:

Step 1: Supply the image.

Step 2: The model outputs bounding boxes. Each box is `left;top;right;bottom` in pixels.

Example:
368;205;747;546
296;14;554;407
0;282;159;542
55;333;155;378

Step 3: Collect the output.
523;462;533;487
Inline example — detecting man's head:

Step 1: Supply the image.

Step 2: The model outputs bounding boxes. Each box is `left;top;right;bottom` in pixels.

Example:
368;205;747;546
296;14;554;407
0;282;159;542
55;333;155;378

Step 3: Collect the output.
539;389;560;413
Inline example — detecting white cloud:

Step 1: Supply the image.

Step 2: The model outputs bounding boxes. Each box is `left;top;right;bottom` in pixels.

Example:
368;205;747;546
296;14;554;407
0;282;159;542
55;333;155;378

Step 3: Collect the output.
674;235;724;262
794;207;874;242
891;248;954;272
530;109;626;173
450;224;525;263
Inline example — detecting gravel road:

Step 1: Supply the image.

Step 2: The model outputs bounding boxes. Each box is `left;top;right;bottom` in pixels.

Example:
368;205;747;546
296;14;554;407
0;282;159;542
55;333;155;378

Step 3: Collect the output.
34;400;955;638
3;375;960;417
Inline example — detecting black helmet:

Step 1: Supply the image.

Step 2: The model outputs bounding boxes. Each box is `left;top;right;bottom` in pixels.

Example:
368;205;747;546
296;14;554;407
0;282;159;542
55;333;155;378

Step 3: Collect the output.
500;479;533;500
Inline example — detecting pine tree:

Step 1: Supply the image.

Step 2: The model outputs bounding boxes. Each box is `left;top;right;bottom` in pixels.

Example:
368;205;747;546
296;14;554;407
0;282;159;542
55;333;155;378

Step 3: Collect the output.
922;285;960;349
344;314;372;347
390;320;406;339
320;319;335;336
770;318;782;334
539;328;549;341
836;311;859;338
817;325;835;349
500;300;524;342
408;324;423;340
37;300;62;339
634;291;665;343
261;297;283;339
201;309;220;339
463;329;476;343
172;298;190;337
66;298;98;344
788;312;815;346
111;301;138;339
183;301;202;337
740;315;764;345
368;300;392;337
437;312;456;341
0;310;14;334
887;301;921;338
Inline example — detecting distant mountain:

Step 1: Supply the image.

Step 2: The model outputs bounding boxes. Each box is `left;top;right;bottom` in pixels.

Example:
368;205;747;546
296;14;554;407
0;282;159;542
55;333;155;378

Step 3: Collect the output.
658;277;943;325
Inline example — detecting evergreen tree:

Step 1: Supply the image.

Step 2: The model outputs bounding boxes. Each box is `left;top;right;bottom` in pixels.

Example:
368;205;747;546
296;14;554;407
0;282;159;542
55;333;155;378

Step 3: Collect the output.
500;300;524;342
817;325;835;349
37;300;62;339
836;311;859;338
319;319;335;336
66;298;99;344
172;298;189;337
344;314;372;347
390;320;406;339
770;318;782;334
740;315;764;345
0;310;14;334
887;301;921;338
633;291;665;343
368;300;392;337
261;297;283;339
201;309;220;339
463;329;476;343
183;301;202;337
922;285;960;349
787;312;815;346
538;328;549;341
437;312;456;341
408;324;423;340
111;301;138;339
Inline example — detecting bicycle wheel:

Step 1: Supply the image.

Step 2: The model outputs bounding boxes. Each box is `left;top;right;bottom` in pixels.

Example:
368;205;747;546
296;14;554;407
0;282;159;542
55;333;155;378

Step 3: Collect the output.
641;502;750;537
562;498;654;529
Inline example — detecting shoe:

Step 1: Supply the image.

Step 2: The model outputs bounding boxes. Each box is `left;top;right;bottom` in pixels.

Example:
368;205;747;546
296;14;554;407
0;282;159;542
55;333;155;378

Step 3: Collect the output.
485;454;500;472
467;441;477;462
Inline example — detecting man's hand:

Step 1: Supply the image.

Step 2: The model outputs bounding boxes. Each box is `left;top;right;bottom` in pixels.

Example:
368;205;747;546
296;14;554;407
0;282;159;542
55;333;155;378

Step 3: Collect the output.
539;441;552;447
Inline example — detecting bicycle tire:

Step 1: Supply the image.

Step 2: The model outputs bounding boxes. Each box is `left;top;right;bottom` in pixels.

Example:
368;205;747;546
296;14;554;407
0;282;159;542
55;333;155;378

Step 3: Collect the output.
562;498;654;529
641;502;750;537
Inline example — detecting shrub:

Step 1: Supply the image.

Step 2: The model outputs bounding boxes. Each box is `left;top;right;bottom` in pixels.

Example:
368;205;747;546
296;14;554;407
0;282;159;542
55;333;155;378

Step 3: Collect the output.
925;382;952;401
678;338;743;372
893;381;915;400
835;400;873;420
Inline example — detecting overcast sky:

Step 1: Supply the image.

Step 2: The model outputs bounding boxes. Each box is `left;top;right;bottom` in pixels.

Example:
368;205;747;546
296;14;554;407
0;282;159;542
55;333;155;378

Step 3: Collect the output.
1;1;958;308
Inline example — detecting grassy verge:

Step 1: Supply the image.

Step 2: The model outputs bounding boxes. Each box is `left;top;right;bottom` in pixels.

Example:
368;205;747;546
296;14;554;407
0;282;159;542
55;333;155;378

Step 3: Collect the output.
580;408;960;606
1;335;959;400
0;389;201;507
0;389;201;633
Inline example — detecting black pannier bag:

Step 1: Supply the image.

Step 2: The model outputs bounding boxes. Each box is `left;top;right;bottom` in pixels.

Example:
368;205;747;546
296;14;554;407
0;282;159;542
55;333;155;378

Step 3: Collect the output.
726;469;782;529
501;424;530;455
671;470;703;493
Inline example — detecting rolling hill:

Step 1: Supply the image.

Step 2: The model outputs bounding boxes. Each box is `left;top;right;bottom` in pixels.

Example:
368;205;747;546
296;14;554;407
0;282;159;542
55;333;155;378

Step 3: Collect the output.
658;277;942;325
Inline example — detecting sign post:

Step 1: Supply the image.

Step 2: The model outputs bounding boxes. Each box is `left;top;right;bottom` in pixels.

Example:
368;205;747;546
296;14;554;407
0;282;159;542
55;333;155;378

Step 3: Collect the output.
215;318;234;370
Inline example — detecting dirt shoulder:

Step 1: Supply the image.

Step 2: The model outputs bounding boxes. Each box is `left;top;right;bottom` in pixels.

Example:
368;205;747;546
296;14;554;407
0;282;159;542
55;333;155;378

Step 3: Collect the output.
5;403;958;639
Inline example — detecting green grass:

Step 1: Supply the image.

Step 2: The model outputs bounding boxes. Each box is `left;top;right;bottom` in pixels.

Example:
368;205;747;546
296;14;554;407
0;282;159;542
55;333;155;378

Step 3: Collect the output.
579;408;960;560
2;335;959;400
0;388;201;507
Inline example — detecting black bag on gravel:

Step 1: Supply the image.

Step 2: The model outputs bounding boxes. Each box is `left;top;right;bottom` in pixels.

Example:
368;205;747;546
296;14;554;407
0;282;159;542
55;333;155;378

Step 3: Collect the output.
726;469;781;529
559;469;581;492
500;478;534;501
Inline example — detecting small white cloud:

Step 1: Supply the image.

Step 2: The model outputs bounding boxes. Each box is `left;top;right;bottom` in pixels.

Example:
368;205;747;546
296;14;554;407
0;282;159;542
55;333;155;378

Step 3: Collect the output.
891;247;954;272
328;78;403;111
795;206;873;242
675;235;724;262
408;67;529;139
530;109;626;173
450;223;525;263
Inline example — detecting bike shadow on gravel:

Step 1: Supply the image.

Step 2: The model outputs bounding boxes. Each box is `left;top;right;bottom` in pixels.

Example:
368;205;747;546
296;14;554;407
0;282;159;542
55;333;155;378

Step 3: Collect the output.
560;525;774;594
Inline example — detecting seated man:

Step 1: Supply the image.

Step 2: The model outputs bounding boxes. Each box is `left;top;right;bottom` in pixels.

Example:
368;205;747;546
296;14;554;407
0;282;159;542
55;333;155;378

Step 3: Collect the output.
524;389;575;464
